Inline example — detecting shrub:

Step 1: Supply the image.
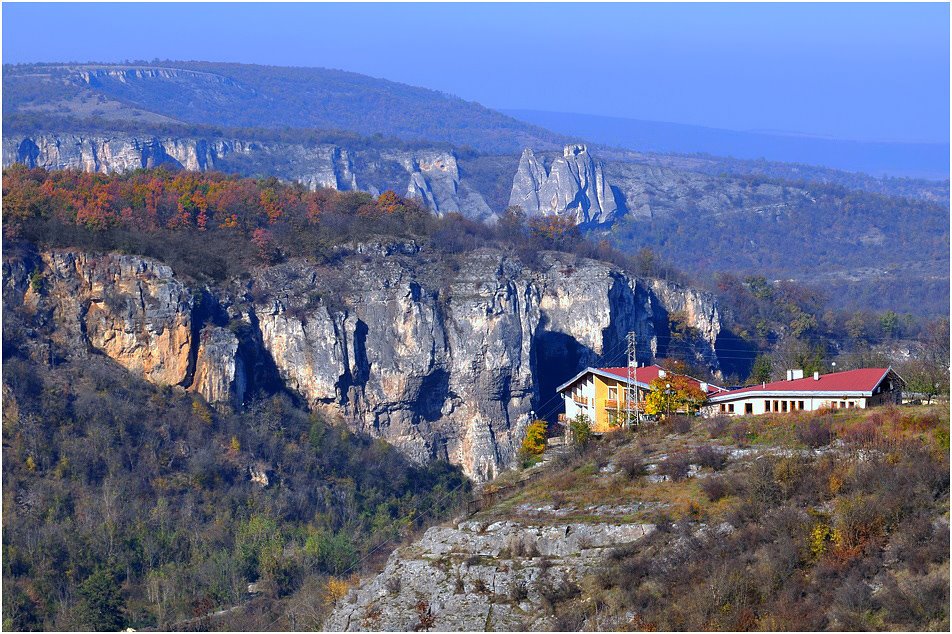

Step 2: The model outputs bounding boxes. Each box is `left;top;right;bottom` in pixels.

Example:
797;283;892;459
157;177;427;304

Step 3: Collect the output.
386;576;401;595
797;418;835;449
413;599;436;631
671;414;692;434
834;494;885;551
701;476;731;502
616;451;648;479
569;413;593;452
658;452;692;482
731;420;750;446
706;415;730;438
840;419;880;447
694;445;728;471
509;580;529;602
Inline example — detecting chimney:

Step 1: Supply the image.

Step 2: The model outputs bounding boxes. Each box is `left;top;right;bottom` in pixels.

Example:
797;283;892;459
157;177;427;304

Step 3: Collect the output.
813;371;820;380
700;382;708;392
792;369;804;380
658;369;667;378
786;370;793;381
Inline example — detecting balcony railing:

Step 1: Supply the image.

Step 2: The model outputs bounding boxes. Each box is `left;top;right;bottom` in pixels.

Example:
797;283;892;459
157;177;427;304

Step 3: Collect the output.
604;399;644;411
572;396;589;406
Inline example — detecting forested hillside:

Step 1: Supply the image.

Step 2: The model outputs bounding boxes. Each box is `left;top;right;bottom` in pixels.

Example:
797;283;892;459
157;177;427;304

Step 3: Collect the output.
1;338;469;630
604;174;949;315
3;163;948;631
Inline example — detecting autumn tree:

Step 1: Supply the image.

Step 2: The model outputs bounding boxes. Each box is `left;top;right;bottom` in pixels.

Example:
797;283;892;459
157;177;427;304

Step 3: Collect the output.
519;420;548;465
528;214;581;250
643;375;707;417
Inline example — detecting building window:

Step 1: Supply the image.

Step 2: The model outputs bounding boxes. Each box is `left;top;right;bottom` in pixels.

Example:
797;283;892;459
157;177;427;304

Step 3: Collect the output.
745;403;753;414
728;404;735;413
781;401;788;412
607;386;617;400
840;401;847;408
720;404;726;412
798;401;805;410
764;400;770;412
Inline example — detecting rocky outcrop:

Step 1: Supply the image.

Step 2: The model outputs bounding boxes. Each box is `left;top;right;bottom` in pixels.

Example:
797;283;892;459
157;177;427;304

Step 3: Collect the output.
325;518;655;631
508;144;620;225
650;279;722;373
241;248;720;480
3;245;722;481
603;160;818;221
2;134;494;221
388;150;495;221
192;325;246;409
39;251;196;387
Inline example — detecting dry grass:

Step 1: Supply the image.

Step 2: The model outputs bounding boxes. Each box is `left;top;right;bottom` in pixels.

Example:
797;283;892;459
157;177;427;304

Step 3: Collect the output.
476;404;948;527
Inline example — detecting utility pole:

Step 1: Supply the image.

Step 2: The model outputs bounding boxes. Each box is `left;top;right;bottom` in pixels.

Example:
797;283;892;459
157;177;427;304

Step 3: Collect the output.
626;331;640;428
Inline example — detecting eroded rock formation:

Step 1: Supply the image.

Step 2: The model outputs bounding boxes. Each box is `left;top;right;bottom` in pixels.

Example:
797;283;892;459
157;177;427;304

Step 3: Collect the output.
3;244;721;481
2;134;495;222
508;144;620;224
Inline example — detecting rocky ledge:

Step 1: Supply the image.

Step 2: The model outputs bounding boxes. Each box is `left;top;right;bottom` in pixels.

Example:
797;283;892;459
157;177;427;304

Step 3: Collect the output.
324;518;655;631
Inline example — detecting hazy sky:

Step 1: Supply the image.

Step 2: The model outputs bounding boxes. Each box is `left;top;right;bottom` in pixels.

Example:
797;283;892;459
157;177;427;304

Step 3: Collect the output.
3;2;949;143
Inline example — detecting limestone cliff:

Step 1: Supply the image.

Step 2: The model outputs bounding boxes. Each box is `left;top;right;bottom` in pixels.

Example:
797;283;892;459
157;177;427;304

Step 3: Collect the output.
508;144;620;225
2;134;494;222
3;244;722;482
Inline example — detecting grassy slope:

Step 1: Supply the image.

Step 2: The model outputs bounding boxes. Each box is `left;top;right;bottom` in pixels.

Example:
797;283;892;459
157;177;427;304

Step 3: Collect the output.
475;405;950;630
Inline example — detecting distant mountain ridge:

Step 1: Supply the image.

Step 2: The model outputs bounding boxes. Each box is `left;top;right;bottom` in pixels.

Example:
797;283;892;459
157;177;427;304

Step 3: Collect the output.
3;62;566;153
504;108;950;181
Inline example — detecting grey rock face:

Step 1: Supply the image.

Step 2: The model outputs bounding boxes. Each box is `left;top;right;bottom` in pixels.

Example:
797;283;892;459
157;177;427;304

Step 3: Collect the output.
324;518;655;631
4;245;722;482
245;248;720;481
508;144;620;224
192;325;246;409
2;134;494;221
650;279;722;375
604;160;817;221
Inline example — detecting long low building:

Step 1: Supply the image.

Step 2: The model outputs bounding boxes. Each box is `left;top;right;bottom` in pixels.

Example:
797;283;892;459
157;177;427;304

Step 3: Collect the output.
704;367;905;416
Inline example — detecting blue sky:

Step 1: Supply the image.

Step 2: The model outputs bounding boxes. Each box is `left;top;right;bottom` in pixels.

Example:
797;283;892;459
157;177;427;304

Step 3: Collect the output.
3;2;948;143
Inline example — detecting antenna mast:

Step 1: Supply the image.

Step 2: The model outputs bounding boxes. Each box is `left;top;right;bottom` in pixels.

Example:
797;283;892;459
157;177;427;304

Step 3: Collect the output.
626;331;639;428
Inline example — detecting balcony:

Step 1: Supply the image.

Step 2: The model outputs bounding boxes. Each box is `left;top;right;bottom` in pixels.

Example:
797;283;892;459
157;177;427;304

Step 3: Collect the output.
604;399;643;411
572;396;589;406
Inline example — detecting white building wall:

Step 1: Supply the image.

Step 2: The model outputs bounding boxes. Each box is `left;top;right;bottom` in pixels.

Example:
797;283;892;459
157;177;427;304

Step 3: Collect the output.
562;377;596;422
706;394;870;417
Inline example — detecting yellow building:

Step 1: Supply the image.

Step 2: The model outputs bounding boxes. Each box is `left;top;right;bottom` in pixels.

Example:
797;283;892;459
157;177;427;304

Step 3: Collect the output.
557;365;721;432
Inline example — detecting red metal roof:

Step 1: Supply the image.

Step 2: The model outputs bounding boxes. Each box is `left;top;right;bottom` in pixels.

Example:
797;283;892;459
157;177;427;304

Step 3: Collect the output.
714;368;891;398
601;365;663;384
600;365;727;396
